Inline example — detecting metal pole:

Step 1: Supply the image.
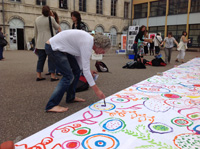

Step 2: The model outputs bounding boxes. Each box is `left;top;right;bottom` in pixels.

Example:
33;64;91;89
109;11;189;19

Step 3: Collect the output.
2;0;5;33
73;0;75;11
130;0;133;26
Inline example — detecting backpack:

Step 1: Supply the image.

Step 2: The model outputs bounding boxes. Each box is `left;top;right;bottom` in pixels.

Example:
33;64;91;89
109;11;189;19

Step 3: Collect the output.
122;61;146;69
76;75;89;92
152;58;166;66
95;61;109;72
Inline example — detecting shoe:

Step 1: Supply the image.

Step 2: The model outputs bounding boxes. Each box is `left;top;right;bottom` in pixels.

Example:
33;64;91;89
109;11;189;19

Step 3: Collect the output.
45;72;51;75
175;60;179;62
56;73;62;76
36;78;46;81
51;78;59;82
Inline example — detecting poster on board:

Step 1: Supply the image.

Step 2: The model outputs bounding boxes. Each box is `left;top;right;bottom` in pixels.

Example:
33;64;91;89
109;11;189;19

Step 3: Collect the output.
127;25;139;52
121;35;127;50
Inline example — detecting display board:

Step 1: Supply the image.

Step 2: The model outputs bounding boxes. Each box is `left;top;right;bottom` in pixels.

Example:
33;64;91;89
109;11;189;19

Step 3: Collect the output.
127;26;139;53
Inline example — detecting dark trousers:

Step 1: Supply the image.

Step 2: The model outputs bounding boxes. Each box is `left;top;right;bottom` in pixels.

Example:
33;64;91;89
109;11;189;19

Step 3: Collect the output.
155;46;160;54
45;44;81;110
0;45;3;60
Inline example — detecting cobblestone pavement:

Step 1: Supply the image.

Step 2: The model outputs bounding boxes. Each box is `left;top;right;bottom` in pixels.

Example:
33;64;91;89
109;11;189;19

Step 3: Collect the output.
0;50;199;143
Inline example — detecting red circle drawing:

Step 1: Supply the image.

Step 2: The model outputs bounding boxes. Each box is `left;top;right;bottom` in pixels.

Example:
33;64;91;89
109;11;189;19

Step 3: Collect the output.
77;129;88;135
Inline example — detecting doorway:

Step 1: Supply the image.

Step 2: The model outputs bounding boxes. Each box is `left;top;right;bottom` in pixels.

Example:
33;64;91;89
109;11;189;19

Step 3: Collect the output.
17;29;24;50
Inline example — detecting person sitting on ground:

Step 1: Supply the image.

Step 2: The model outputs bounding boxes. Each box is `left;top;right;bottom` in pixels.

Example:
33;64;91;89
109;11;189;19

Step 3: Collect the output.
45;30;111;113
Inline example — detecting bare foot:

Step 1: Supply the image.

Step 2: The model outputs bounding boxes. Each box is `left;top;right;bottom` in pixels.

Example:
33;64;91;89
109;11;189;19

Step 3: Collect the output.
47;106;68;113
74;97;86;102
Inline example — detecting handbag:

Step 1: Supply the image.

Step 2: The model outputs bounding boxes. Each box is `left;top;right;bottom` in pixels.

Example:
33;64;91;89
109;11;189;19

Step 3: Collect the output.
0;38;8;47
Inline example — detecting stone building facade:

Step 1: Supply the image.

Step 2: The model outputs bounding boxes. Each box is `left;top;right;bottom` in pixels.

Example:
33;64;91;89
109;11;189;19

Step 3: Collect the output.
0;0;132;50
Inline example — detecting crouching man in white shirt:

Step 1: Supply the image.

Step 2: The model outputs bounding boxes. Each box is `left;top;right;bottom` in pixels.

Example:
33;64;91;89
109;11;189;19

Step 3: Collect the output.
45;30;111;113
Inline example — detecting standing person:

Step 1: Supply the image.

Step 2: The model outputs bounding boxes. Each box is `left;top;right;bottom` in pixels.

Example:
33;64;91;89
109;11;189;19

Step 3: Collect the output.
34;5;61;81
71;11;86;30
161;32;179;64
149;35;155;55
144;30;149;55
45;30;111;113
175;31;190;63
45;10;62;76
137;28;152;63
132;25;148;61
154;33;162;56
0;27;6;60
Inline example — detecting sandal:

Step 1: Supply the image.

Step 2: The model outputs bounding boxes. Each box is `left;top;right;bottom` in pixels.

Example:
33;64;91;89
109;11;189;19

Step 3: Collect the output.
45;72;51;75
56;73;62;76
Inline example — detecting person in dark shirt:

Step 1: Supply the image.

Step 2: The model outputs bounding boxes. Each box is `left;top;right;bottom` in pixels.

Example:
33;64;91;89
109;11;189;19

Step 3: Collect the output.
71;11;86;31
133;25;151;62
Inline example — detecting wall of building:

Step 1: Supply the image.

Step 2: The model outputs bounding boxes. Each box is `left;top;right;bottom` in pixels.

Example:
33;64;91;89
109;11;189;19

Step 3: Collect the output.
0;0;131;50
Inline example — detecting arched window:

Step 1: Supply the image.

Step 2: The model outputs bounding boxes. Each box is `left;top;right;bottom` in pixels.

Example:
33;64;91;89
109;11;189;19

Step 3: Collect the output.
110;27;117;46
60;22;70;31
95;26;104;33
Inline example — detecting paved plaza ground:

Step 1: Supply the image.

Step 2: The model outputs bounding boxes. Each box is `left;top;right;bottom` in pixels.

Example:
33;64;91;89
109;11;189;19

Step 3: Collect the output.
0;49;200;143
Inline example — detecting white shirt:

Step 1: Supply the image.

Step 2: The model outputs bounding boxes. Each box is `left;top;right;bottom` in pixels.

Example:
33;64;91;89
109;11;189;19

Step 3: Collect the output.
49;30;95;86
153;35;162;46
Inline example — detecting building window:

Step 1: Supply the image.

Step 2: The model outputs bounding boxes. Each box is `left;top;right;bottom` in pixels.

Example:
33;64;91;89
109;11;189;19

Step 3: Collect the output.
96;0;103;14
95;26;104;33
36;0;46;6
169;0;188;15
110;27;117;46
111;0;117;16
149;26;165;39
191;0;200;13
150;0;166;17
10;0;21;2
189;24;200;47
59;0;68;9
167;25;186;43
134;3;148;19
79;0;86;12
124;2;129;19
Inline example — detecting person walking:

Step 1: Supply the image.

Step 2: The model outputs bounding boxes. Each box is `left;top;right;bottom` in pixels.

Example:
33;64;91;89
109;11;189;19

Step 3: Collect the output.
45;30;111;113
71;11;86;30
154;33;162;56
161;32;179;64
0;27;6;60
34;5;61;81
175;31;190;63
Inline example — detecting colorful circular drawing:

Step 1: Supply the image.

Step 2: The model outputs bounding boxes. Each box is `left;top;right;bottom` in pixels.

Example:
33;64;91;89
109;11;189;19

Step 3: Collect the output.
141;97;149;100
82;133;120;149
89;102;116;111
136;87;171;93
72;127;91;136
62;140;80;149
110;97;130;103
164;99;192;108
193;125;200;134
174;133;200;149
171;117;193;127
148;122;173;134
99;118;126;133
162;93;181;99
187;112;200;120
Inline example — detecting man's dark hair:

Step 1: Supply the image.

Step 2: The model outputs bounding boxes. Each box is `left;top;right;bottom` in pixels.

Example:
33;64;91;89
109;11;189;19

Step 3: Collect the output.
157;33;160;36
42;5;50;17
71;11;81;23
182;31;187;36
168;32;172;36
